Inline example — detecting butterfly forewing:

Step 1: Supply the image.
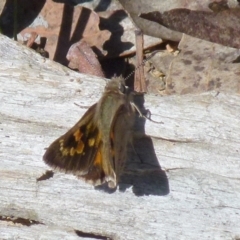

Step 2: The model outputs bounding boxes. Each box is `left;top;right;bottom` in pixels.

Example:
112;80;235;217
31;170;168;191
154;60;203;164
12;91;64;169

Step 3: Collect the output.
43;103;106;183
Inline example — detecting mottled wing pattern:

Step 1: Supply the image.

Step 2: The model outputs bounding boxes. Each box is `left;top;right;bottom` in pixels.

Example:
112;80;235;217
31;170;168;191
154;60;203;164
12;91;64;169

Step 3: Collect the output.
43;103;106;186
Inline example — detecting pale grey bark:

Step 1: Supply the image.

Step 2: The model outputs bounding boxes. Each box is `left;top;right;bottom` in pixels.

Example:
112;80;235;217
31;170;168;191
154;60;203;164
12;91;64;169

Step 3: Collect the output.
0;34;240;240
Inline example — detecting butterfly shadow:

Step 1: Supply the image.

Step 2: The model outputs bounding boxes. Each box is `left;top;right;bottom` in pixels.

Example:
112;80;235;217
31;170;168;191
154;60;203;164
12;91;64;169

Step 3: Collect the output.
96;94;169;196
121;94;169;196
120;138;169;196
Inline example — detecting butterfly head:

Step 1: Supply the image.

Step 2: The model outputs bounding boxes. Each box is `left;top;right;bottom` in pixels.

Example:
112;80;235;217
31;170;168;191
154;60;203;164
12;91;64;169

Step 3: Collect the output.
104;76;129;95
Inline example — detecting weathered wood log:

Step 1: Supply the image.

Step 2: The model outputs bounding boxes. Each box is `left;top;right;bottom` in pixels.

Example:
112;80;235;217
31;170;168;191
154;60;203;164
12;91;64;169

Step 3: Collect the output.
0;34;240;239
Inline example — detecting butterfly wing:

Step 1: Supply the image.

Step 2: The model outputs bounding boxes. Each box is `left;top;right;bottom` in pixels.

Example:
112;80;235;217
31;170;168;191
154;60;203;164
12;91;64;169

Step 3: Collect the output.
109;101;135;185
43;103;106;186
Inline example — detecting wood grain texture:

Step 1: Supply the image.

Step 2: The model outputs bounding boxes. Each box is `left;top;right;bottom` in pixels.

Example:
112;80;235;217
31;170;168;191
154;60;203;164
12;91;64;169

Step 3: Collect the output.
0;34;240;240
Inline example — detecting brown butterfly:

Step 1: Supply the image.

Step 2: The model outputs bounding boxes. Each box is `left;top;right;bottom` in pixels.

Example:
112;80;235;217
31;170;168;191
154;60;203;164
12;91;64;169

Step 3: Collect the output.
43;77;135;188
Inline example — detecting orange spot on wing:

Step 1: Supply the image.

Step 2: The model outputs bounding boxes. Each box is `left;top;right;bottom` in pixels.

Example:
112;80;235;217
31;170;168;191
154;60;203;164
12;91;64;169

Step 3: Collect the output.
73;129;83;141
86;123;92;130
62;148;69;156
94;150;102;166
70;147;75;156
76;140;84;153
88;138;95;146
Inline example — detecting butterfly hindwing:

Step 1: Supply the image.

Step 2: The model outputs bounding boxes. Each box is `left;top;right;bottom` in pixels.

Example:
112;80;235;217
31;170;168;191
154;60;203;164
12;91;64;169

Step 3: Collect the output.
109;100;134;184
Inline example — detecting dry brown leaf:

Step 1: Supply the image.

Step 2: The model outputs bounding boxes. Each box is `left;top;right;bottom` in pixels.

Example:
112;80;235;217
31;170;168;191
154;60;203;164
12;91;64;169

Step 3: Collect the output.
25;32;38;48
67;40;105;77
118;0;182;42
119;0;240;42
76;0;163;56
0;0;162;61
19;0;111;65
140;8;240;49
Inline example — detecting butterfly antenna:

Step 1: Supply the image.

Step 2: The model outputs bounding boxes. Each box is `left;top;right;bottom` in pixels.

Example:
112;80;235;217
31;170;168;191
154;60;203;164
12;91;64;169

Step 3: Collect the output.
126;49;164;124
124;50;162;82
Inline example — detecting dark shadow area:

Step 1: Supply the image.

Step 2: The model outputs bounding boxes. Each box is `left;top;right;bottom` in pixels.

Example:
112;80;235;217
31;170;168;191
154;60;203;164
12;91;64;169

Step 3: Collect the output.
54;0;95;5
95;182;117;194
55;0;112;11
100;57;126;79
53;3;74;65
0;215;43;226
94;0;111;12
36;170;54;182
232;55;240;63
96;94;169;196
0;0;46;38
99;9;134;58
54;2;133;66
0;0;133;68
119;94;169;196
75;230;112;240
53;4;93;65
101;55;136;84
31;37;49;58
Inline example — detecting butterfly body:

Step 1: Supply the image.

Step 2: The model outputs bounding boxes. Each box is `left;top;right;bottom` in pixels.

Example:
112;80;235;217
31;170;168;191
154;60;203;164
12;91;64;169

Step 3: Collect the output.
43;77;135;188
